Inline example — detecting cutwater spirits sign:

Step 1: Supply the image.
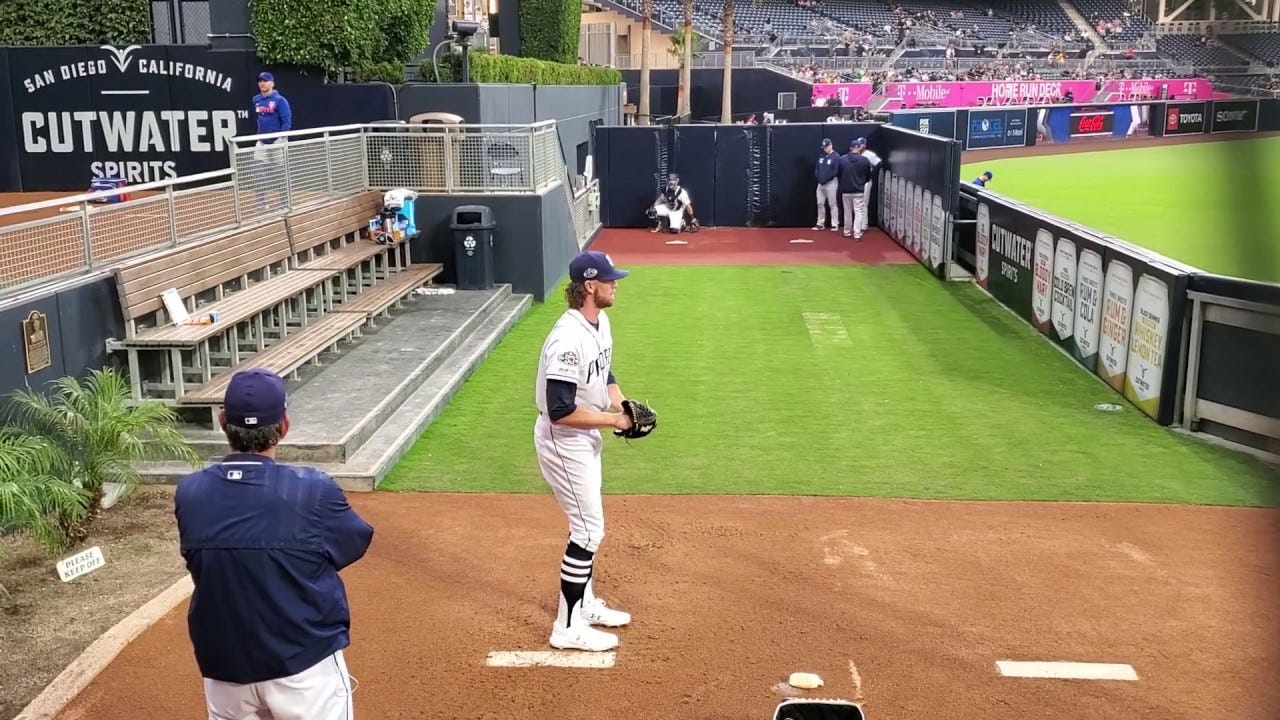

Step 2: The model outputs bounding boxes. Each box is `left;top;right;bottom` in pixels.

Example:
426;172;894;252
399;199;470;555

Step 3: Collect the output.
9;44;258;190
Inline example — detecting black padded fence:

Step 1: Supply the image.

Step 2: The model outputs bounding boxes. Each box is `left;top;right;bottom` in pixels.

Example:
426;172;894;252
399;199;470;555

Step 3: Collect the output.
593;121;960;251
873;124;964;279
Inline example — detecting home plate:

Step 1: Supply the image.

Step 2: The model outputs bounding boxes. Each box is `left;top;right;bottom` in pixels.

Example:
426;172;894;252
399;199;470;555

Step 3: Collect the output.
664;239;689;245
789;238;815;244
486;650;615;668
996;661;1138;681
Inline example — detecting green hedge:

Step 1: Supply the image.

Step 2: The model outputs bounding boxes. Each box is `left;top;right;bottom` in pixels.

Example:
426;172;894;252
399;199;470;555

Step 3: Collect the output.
428;52;621;85
519;0;579;64
250;0;431;78
0;0;149;45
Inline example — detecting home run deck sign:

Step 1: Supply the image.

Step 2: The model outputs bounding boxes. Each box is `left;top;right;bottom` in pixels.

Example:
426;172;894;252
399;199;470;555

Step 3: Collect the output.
7;44;261;191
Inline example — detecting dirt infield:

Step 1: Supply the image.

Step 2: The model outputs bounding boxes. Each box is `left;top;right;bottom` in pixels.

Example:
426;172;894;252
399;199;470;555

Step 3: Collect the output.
963;130;1280;162
591;227;916;265
53;493;1280;720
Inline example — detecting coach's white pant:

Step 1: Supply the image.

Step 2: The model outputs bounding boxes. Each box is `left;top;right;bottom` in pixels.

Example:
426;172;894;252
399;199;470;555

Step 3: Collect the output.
534;415;604;553
861;181;872;233
204;650;355;720
815;179;839;227
841;192;867;236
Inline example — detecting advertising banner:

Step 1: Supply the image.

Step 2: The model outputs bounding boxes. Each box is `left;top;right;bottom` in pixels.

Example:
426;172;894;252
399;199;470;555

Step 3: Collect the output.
929;193;945;273
9;44;259;190
1096;78;1214;102
885;80;1098;108
912;183;924;258
1069;110;1115;137
971;190;1190;424
965;109;1028;149
811;83;875;108
889;110;957;140
1163;102;1208;135
1210;99;1259;133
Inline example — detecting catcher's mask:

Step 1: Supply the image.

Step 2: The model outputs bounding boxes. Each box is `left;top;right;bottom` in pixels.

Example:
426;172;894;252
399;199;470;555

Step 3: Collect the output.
666;175;680;189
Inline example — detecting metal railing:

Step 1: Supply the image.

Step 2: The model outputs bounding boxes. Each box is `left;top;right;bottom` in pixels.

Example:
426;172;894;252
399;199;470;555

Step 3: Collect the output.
0;171;238;298
2;120;586;299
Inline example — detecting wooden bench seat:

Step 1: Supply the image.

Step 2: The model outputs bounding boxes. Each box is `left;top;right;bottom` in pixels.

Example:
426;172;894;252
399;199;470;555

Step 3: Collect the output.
333;264;444;317
285;191;382;261
116;219;293;328
120;269;335;347
297;239;388;272
178;311;370;406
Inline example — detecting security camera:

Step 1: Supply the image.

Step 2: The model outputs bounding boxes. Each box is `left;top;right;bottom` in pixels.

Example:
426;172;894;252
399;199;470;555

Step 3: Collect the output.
451;19;480;38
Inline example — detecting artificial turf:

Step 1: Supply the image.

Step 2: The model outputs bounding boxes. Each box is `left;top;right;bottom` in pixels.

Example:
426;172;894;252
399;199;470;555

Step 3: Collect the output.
960;136;1280;283
381;264;1277;507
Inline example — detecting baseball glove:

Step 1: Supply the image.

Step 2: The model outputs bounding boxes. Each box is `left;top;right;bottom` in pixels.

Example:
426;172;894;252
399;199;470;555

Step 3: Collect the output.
614;399;658;440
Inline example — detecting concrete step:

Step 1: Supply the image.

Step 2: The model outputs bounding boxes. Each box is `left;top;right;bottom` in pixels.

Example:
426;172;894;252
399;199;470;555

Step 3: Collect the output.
138;292;533;491
172;285;512;463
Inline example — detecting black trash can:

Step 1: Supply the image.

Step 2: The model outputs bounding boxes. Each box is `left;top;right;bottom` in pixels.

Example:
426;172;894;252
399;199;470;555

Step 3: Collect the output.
450;205;496;291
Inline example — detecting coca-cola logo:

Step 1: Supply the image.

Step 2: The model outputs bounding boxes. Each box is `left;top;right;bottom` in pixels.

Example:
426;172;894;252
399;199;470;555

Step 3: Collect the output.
1077;115;1107;132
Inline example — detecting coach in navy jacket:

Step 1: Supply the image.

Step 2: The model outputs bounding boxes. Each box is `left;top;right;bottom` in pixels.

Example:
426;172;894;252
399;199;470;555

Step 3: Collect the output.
176;368;374;717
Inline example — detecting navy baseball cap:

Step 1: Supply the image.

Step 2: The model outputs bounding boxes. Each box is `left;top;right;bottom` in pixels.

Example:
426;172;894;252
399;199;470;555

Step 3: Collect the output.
852;137;868;147
569;251;629;283
821;138;833;148
223;368;288;427
983;170;994;178
258;71;274;81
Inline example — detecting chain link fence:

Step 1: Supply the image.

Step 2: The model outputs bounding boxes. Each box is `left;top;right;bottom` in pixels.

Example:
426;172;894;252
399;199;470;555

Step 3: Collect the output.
2;120;590;299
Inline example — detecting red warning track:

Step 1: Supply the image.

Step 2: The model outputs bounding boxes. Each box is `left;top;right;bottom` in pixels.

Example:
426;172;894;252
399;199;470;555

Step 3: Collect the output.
589;227;916;265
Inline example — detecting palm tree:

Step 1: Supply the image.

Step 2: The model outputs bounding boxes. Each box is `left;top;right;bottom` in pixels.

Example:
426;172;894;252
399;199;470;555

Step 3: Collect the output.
638;0;653;125
5;368;201;543
0;429;88;555
720;0;734;124
680;0;695;120
669;28;704;120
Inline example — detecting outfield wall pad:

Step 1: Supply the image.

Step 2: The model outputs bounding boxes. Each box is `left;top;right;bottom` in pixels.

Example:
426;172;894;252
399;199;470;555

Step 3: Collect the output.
885;98;1280;150
594;122;961;281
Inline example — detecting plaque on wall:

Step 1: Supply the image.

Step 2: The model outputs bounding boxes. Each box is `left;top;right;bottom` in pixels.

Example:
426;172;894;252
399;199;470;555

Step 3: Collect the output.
23;310;52;374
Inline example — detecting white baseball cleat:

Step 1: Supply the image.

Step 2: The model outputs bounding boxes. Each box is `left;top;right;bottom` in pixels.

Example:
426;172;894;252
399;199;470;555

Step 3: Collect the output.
550;620;619;652
582;597;631;627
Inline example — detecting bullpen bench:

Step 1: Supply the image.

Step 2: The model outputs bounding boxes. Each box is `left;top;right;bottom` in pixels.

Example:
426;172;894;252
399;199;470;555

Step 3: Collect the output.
108;191;442;424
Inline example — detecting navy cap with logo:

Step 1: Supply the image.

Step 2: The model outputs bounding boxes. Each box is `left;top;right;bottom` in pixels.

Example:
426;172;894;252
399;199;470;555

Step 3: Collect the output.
821;138;833;148
852;137;868;148
569;251;629;283
258;71;274;82
222;368;289;427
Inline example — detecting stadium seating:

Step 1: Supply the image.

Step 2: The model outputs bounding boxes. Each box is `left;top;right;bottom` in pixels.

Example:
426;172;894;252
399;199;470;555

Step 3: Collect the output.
1156;35;1250;69
1220;32;1280;65
987;0;1082;41
1070;0;1152;46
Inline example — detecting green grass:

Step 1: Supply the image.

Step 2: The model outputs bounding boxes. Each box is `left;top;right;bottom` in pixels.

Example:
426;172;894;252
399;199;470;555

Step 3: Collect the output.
382;265;1277;506
961;136;1280;283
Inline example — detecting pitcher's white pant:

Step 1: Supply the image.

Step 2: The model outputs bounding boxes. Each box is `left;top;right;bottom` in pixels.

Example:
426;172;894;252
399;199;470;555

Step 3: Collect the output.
841;192;867;236
534;415;604;552
204;650;355;720
815;179;839;227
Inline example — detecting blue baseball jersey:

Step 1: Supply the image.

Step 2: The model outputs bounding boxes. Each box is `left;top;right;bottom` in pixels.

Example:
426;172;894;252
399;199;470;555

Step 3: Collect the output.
253;91;292;141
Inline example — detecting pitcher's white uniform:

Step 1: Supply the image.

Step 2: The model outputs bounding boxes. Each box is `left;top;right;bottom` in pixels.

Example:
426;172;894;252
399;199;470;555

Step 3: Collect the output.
534;308;613;552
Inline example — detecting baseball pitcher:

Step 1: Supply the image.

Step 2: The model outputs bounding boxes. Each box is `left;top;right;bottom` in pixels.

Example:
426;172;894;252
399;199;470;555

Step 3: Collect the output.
533;251;657;652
